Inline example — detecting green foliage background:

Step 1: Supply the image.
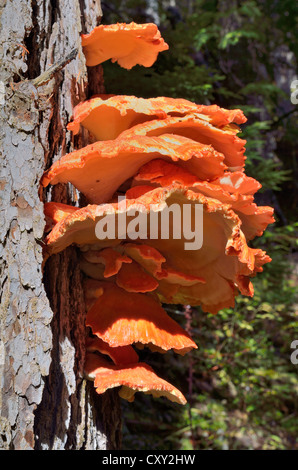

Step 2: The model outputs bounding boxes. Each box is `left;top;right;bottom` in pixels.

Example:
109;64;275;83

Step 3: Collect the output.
101;0;297;450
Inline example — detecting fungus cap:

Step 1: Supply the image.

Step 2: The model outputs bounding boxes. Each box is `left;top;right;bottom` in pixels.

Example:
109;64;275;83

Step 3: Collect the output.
132;159;274;241
81;22;169;68
115;260;159;293
121;243;166;276
82;247;132;277
84;353;187;405
86;336;139;365
43;185;271;313
85;281;198;355
41;134;226;204
67;94;245;141
119;115;246;170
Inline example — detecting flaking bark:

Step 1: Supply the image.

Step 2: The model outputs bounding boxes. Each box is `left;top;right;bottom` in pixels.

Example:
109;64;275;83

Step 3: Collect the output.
0;0;121;450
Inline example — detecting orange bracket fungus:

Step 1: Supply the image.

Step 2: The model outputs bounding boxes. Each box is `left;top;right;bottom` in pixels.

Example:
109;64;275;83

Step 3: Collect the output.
85;281;197;355
84;353;186;405
41;20;274;407
67;94;246;144
86;336;139;366
81;22;169;69
41;133;227;204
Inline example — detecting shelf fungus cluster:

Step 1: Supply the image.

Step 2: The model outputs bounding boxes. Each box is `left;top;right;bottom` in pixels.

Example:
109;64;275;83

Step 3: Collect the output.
41;22;274;405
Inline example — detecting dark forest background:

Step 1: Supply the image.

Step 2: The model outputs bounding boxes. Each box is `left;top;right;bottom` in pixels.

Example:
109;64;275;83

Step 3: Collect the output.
101;0;297;450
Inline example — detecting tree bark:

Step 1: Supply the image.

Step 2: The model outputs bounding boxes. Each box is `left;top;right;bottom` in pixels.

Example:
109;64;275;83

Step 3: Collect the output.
0;0;121;450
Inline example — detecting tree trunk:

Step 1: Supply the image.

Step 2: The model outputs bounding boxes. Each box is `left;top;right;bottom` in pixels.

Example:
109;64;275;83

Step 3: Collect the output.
0;0;121;450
